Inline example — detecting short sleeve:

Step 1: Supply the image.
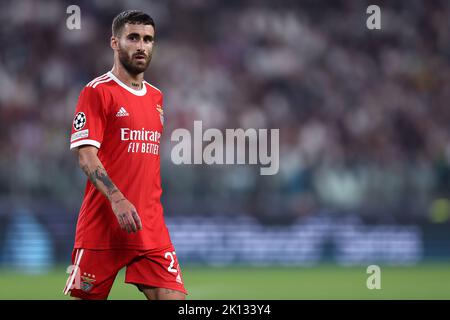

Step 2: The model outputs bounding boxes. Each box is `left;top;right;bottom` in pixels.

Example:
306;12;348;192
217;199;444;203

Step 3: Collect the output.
69;86;107;150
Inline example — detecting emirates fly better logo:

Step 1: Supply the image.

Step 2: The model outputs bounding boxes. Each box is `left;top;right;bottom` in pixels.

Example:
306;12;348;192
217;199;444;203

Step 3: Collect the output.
121;127;162;155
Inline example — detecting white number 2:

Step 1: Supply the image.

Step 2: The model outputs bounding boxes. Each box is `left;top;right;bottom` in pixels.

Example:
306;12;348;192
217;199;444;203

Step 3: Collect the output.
164;251;178;273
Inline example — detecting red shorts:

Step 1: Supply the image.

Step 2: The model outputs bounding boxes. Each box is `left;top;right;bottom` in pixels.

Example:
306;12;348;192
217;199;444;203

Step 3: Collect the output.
63;244;187;299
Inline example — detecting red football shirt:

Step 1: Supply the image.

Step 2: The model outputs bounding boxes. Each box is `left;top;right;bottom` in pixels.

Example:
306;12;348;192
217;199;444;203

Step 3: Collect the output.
69;71;171;250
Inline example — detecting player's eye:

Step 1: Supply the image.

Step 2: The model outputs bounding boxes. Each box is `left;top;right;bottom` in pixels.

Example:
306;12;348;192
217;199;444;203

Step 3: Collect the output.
144;36;154;43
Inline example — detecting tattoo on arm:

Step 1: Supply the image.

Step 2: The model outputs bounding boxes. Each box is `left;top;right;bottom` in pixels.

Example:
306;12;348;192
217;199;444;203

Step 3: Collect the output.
93;166;117;195
81;164;121;199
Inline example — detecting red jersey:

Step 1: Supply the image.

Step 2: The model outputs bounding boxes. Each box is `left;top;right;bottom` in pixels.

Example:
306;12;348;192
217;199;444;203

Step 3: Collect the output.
69;71;171;250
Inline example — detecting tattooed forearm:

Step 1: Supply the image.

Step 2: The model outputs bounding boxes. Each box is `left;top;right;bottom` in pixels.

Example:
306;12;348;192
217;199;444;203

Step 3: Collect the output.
81;164;121;200
81;164;98;187
93;166;117;194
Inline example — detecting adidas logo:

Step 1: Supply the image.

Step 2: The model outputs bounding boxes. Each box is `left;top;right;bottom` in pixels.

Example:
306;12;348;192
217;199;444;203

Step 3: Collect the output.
116;107;129;117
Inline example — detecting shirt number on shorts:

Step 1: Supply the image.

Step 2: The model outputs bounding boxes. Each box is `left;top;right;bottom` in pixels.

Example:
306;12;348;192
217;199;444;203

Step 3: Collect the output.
164;251;178;273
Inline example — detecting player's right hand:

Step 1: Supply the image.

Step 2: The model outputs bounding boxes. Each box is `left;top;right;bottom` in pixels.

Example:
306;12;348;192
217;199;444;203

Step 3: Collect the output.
111;197;142;233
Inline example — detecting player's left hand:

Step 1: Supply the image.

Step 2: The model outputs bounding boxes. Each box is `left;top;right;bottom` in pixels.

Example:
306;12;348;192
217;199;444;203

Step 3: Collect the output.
111;196;143;233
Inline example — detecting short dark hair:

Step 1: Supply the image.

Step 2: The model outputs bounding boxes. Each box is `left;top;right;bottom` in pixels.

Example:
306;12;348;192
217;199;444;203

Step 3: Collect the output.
112;10;155;37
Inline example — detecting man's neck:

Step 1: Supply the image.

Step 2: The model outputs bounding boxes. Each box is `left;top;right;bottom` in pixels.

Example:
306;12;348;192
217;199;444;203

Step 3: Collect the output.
111;64;144;90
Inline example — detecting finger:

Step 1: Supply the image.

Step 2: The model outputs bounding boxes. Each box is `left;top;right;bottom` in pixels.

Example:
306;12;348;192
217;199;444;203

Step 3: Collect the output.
120;214;131;233
118;215;126;230
125;216;134;233
125;221;132;233
132;211;142;230
128;214;137;233
123;214;136;233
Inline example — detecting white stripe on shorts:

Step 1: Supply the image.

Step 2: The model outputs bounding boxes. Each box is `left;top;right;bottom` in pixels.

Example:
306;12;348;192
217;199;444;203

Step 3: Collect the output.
63;249;84;295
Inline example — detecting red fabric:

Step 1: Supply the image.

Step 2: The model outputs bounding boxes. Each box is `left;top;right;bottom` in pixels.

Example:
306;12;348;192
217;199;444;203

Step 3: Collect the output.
65;245;187;300
69;73;170;250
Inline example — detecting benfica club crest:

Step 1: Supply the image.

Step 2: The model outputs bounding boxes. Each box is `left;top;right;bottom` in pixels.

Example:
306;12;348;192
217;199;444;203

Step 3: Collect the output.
156;104;164;126
81;273;96;292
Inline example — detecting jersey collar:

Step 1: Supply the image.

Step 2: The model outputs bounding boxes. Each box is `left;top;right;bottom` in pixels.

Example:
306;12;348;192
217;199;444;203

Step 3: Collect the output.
107;71;147;96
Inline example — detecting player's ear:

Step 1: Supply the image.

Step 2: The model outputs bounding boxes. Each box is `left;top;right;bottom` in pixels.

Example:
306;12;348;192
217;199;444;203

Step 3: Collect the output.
110;36;118;50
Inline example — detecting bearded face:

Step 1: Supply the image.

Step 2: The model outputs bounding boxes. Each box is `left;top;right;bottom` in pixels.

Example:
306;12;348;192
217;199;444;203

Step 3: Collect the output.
117;43;152;75
114;23;155;75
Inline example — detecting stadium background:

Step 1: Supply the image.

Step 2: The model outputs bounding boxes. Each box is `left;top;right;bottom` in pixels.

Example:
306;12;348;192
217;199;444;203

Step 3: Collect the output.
0;0;449;299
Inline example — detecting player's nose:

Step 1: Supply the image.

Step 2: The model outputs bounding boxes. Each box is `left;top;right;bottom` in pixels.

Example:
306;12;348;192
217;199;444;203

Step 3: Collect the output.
136;39;147;51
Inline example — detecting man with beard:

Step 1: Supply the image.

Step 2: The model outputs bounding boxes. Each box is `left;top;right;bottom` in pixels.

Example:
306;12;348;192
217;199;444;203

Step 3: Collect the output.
64;10;187;300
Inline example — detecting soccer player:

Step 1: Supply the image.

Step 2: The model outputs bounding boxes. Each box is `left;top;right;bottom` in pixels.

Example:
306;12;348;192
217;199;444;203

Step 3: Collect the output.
63;10;187;300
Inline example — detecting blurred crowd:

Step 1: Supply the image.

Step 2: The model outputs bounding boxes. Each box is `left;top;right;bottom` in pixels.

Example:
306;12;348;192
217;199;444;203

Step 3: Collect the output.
0;0;450;223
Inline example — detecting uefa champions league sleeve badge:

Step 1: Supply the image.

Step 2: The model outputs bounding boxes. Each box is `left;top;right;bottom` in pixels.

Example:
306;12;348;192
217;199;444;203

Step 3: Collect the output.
73;112;87;131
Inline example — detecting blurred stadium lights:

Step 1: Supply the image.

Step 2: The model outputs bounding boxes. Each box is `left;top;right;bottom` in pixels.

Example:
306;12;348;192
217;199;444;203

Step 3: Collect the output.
0;208;54;274
168;215;423;266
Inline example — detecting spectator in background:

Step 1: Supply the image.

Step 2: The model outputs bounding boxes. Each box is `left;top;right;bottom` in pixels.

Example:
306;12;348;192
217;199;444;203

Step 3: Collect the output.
0;0;448;223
